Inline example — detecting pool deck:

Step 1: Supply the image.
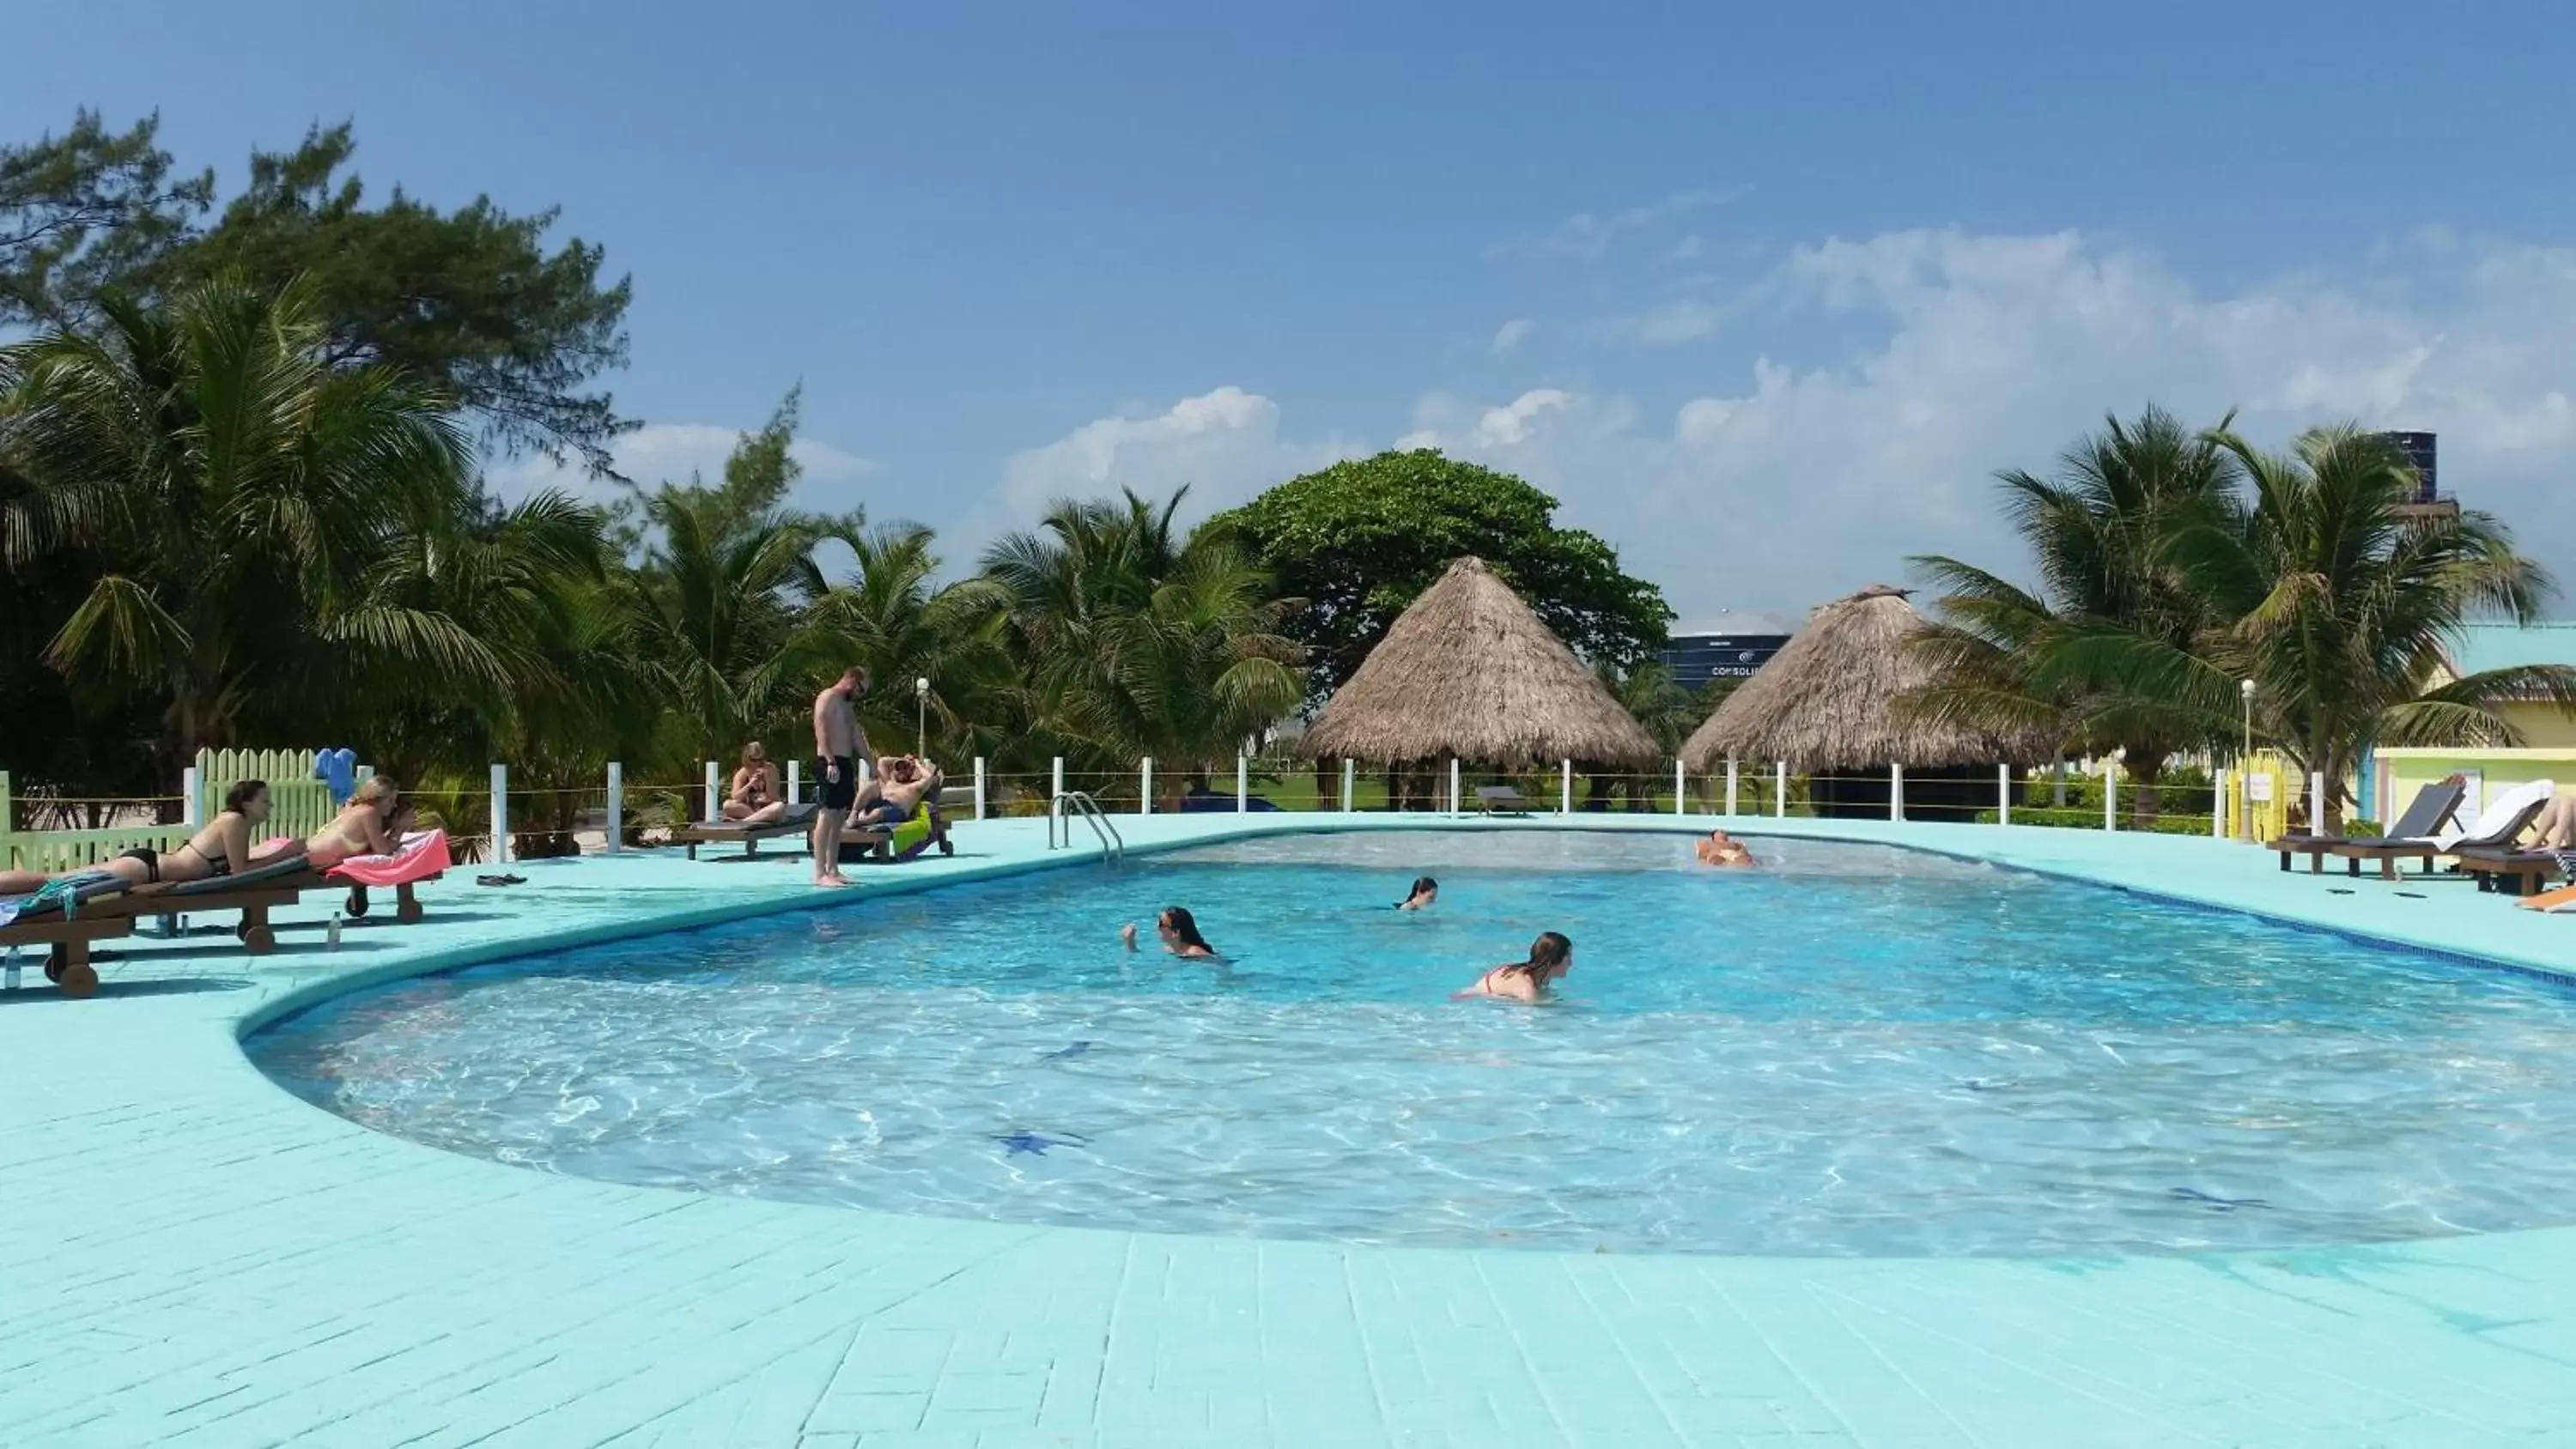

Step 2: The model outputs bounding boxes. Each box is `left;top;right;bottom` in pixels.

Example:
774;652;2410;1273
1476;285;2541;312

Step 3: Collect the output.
8;811;2576;1448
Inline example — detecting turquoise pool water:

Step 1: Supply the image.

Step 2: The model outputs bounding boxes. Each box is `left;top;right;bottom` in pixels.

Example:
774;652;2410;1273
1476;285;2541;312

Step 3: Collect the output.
246;830;2576;1257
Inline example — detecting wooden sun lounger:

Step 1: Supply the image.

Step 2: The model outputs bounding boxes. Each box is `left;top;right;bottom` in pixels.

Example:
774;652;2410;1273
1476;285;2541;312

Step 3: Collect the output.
335;876;438;924
2455;849;2564;896
676;803;820;861
1473;785;1533;816
2328;796;2551;882
2269;780;2467;876
835;804;954;864
86;854;324;954
0;912;133;997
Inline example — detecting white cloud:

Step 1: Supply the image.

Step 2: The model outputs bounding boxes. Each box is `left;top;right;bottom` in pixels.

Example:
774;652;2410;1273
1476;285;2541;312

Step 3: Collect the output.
969;228;2576;622
1487;187;1744;263
488;421;873;515
1491;318;1535;354
1396;229;2576;617
987;385;1364;527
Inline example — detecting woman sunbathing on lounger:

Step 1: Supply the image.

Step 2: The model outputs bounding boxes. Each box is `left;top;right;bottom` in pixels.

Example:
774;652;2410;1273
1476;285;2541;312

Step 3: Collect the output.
1453;931;1573;1003
723;742;787;824
0;779;294;894
307;777;402;869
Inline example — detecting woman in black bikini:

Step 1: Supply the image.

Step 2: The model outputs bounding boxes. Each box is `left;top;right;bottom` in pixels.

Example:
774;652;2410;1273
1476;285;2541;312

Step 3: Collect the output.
0;779;287;894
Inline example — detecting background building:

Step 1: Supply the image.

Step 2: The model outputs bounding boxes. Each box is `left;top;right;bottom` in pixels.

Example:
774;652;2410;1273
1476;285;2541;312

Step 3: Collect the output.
1656;610;1796;689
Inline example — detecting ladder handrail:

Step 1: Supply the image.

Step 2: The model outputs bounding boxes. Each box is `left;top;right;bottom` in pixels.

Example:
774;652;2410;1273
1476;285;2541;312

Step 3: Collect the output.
1049;791;1124;865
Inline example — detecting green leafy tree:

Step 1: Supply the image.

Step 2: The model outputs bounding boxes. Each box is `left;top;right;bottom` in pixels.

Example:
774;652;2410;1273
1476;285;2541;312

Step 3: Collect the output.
0;276;487;779
1216;450;1672;705
0;109;213;330
810;522;1014;763
1907;407;2241;823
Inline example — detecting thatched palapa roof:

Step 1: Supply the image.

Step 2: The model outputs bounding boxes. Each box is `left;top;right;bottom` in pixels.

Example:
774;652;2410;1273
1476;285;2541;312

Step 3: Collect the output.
1299;556;1661;768
1681;584;2043;772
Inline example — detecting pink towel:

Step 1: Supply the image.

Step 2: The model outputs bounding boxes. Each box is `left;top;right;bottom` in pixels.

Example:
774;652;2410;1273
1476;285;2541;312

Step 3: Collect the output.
326;830;453;887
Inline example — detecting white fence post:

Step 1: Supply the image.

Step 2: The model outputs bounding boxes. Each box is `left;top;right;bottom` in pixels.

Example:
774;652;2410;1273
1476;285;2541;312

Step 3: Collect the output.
2310;769;2328;834
2211;767;2228;840
181;766;202;827
1673;759;1686;815
974;757;987;820
489;762;510;865
786;759;801;805
605;761;624;854
1774;762;1788;819
2104;761;2119;832
1051;756;1065;819
1725;755;1739;817
702;760;720;825
1341;758;1355;814
1236;755;1249;813
1890;763;1905;822
1996;763;2010;826
1449;758;1461;815
1560;760;1573;815
1139;757;1153;815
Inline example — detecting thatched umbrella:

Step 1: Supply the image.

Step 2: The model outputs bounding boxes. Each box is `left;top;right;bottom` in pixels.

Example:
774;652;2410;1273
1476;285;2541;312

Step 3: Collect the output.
1299;556;1660;769
1680;585;2041;815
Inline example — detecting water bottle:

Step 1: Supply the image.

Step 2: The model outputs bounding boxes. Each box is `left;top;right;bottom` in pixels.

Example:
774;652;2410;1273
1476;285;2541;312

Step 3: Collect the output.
327;911;344;949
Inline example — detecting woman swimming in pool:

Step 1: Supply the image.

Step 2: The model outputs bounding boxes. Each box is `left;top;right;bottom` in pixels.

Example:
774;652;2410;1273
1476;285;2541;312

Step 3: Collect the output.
1121;906;1222;959
1395;876;1438;910
1695;829;1756;868
1453;931;1572;1003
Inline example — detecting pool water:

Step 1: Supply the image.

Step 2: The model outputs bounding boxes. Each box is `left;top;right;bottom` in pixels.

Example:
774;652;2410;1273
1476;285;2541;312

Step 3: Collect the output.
246;831;2576;1257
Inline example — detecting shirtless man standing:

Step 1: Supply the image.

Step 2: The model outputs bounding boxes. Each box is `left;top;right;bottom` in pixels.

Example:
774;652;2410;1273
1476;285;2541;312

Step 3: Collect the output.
811;665;872;886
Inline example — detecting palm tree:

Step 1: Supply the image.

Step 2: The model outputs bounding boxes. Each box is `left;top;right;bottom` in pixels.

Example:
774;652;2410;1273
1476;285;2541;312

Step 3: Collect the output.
2148;426;2576;830
983;488;1303;803
631;485;848;761
809;521;1014;762
1908;406;2240;823
0;276;481;778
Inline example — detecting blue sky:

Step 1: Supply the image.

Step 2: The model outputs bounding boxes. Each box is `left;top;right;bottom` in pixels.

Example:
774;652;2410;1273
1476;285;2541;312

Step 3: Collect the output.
12;1;2576;619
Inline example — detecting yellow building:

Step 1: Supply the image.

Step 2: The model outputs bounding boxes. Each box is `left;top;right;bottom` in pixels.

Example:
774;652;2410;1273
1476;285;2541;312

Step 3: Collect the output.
2364;621;2576;826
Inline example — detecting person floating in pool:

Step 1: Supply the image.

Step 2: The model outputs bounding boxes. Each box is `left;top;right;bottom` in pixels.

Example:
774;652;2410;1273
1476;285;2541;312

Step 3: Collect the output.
1121;906;1223;959
1453;931;1572;1003
1396;876;1438;910
1696;829;1756;868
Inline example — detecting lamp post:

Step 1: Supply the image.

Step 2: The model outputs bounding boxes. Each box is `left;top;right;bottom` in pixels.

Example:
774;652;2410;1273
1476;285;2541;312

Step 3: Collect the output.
2239;678;2257;842
915;676;930;758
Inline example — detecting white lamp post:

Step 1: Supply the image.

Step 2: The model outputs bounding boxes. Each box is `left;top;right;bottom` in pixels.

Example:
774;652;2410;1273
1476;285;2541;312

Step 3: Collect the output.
914;676;930;758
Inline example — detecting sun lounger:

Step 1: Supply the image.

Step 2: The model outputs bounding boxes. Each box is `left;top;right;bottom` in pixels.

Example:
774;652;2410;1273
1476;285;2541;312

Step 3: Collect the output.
2269;779;2465;875
0;873;137;996
837;803;953;864
2455;848;2565;896
2328;779;2556;881
1473;785;1533;816
329;830;453;923
675;803;820;861
85;851;322;954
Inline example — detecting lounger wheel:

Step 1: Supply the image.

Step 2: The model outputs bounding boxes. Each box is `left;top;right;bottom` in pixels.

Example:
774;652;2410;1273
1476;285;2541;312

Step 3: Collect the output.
938;839;954;856
55;960;97;997
43;945;64;985
343;887;370;919
241;923;276;954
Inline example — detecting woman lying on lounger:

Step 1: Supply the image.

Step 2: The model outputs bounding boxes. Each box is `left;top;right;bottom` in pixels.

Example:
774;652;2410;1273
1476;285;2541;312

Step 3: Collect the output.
0;779;297;894
307;776;402;869
723;742;788;824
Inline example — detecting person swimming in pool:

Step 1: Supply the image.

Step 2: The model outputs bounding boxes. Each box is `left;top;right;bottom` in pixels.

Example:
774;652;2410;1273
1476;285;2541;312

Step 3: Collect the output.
1453;931;1572;1003
1121;906;1222;959
1696;828;1756;868
1396;876;1438;910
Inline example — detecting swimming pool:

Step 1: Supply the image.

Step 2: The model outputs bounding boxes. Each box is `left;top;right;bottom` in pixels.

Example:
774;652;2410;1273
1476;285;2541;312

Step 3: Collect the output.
246;829;2576;1258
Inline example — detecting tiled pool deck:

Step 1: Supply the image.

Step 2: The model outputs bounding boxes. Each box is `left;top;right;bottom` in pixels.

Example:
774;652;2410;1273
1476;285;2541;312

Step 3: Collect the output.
8;812;2576;1448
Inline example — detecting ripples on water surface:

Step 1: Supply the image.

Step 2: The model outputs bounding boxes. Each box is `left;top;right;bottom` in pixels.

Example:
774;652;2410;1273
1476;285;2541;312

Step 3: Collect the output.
246;831;2576;1257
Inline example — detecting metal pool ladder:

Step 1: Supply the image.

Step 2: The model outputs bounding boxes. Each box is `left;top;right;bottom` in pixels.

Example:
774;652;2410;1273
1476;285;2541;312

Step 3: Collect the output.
1049;791;1125;866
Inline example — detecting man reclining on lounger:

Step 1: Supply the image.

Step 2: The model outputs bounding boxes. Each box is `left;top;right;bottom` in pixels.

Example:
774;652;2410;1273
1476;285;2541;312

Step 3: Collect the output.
846;755;942;831
0;779;299;895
